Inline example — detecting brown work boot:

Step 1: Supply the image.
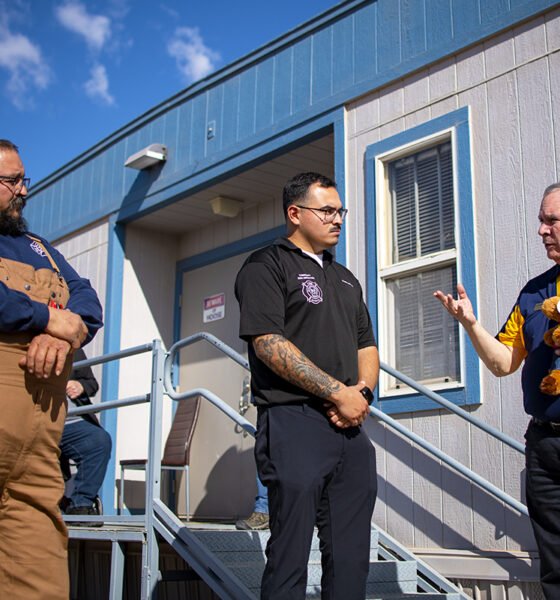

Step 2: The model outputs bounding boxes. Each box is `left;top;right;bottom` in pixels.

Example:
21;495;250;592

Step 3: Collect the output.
235;511;269;530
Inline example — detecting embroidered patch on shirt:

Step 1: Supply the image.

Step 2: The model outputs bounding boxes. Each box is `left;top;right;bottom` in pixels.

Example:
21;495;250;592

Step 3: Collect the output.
29;240;46;257
301;280;323;304
297;273;314;280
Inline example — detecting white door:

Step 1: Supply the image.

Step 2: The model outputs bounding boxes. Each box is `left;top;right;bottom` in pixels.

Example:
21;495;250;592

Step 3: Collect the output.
179;251;257;520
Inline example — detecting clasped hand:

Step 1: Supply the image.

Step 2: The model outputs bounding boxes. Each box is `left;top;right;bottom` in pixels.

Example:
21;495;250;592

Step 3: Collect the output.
19;334;72;379
324;381;370;429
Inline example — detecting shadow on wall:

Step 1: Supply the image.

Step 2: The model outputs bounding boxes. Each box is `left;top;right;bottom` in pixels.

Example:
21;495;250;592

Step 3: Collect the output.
193;445;256;521
118;163;165;220
370;422;535;555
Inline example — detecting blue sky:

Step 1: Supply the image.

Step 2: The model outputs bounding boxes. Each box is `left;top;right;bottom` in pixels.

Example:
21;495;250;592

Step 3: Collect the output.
0;0;341;184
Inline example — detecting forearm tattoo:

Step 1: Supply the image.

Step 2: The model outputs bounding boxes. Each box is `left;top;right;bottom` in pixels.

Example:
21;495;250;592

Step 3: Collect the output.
253;334;342;400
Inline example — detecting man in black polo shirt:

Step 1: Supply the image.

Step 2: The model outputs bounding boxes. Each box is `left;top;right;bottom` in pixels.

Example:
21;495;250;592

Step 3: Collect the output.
235;172;378;599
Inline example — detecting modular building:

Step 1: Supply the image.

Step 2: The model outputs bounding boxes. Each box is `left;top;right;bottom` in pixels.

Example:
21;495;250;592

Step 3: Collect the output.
27;0;560;595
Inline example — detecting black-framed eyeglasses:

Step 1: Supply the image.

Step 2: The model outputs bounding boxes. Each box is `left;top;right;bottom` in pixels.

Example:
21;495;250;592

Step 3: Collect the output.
0;175;30;191
295;205;348;223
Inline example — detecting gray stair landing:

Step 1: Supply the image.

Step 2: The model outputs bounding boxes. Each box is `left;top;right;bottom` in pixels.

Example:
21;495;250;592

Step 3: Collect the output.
190;528;463;599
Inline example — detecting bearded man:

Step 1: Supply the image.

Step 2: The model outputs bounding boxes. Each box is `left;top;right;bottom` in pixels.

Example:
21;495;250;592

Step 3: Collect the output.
0;139;103;599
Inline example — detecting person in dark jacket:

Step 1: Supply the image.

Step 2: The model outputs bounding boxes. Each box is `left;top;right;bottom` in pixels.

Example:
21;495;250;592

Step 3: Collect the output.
60;347;111;520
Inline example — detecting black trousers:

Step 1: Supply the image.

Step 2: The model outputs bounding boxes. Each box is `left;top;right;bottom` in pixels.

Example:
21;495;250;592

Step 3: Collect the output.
525;421;560;599
255;403;377;600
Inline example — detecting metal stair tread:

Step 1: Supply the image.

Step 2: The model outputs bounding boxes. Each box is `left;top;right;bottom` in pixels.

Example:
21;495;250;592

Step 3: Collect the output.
190;527;379;551
225;559;419;591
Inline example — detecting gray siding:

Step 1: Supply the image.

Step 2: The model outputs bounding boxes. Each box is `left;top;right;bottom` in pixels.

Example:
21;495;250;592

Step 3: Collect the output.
346;6;559;575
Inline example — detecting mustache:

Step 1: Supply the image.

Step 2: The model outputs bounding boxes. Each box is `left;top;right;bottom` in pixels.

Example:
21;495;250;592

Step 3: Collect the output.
9;195;26;211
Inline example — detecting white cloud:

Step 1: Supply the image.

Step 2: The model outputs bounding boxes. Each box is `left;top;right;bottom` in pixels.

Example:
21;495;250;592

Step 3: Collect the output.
55;1;111;51
83;64;114;105
0;25;50;109
167;27;220;83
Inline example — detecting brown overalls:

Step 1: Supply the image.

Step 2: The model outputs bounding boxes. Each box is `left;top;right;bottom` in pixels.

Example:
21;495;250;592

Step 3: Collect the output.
0;238;73;599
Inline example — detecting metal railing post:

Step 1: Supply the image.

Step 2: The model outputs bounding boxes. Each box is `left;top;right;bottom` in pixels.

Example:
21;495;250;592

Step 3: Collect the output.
141;339;165;599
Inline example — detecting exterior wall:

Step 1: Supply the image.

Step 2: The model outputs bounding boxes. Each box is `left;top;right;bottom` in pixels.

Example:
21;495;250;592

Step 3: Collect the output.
25;0;556;244
179;197;285;259
115;226;178;509
54;219;109;386
346;6;559;579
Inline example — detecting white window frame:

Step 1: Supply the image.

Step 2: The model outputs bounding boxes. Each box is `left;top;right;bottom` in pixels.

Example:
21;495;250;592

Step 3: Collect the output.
375;129;463;396
364;107;480;413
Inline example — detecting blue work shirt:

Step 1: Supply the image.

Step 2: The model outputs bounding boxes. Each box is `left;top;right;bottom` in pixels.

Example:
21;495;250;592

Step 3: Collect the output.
0;233;103;343
498;264;560;420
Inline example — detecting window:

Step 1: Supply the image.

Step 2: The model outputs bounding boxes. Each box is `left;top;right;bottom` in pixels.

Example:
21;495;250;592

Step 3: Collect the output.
382;141;460;391
365;108;479;412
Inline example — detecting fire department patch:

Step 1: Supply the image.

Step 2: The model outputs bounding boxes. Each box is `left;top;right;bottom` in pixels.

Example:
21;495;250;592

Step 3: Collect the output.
301;280;323;304
29;240;46;257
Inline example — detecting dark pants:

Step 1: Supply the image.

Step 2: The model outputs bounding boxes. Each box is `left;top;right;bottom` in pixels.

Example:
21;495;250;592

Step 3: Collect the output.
59;419;112;508
525;421;560;599
255;403;377;600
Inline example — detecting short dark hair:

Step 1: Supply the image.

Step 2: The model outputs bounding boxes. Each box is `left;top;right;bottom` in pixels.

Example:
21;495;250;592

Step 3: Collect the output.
0;140;19;153
282;172;336;216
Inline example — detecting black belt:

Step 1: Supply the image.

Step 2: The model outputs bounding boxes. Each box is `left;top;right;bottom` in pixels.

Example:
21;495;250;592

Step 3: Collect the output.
531;417;560;432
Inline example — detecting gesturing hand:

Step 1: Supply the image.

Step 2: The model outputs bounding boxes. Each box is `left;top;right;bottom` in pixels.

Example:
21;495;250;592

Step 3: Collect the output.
433;283;477;327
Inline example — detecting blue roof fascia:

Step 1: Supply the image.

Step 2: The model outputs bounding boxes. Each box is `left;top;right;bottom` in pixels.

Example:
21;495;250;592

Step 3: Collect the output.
116;108;341;224
28;0;558;242
30;0;367;194
31;0;555;196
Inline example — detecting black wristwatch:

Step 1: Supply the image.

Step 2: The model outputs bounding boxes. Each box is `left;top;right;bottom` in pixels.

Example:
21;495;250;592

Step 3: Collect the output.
359;386;374;405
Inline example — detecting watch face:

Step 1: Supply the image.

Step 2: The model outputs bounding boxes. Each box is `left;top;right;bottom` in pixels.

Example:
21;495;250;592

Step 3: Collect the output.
360;386;373;404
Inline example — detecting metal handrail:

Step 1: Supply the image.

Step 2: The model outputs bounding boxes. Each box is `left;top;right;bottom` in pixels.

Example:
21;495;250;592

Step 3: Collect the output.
63;340;163;599
164;331;249;393
65;333;530;599
370;405;528;516
162;332;528;517
380;361;525;454
72;341;154;370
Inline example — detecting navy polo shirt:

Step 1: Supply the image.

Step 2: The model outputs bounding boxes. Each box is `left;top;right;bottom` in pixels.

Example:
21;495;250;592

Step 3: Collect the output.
498;264;560;420
235;237;376;407
0;232;103;342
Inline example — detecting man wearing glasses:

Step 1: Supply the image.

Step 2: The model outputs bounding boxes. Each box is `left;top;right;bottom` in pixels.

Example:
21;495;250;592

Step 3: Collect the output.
235;172;378;599
0;140;103;599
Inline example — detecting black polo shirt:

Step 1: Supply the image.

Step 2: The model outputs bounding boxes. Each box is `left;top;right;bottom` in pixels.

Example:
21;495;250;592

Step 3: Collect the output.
235;237;376;407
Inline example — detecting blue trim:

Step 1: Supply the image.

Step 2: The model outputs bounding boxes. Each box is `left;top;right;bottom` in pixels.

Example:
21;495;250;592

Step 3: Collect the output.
26;0;556;242
99;217;126;514
117;112;339;224
176;225;286;274
31;0;555;196
333;113;347;266
365;106;479;414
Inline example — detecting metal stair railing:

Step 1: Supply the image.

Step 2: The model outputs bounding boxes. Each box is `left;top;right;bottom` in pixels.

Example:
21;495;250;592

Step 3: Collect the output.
66;340;166;599
165;332;528;517
66;339;257;600
380;362;525;454
67;331;529;599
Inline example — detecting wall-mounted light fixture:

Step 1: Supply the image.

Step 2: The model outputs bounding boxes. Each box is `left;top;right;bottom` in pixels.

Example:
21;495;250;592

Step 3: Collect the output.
124;143;167;170
209;196;244;218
